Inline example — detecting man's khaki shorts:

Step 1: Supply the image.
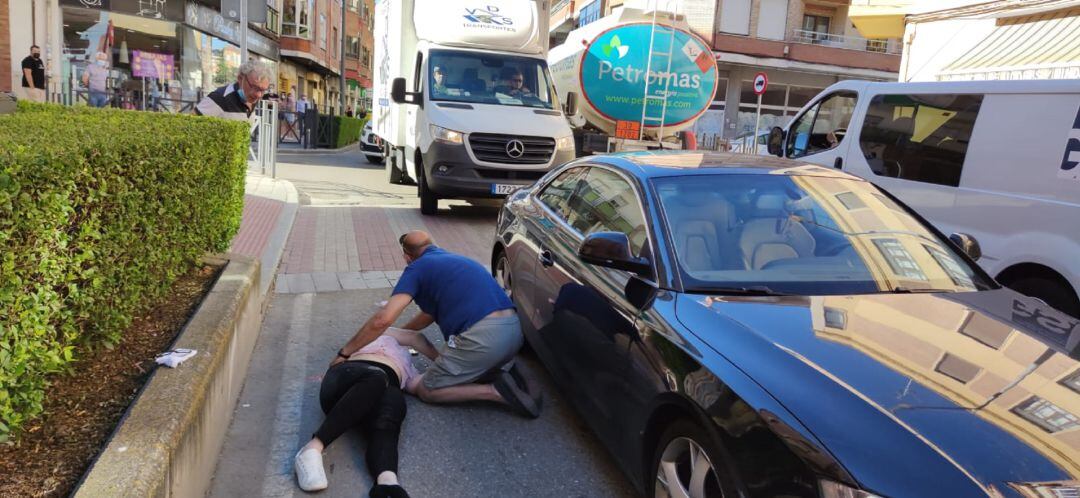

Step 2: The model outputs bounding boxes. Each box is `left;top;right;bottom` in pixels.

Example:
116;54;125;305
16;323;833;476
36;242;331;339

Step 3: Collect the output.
423;314;524;390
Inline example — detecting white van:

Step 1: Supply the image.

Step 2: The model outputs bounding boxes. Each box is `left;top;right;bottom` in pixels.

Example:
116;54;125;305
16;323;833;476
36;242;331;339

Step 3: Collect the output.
766;79;1080;317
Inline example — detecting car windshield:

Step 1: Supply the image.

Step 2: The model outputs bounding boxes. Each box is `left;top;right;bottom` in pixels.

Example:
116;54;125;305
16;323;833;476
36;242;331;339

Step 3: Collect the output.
654;172;993;295
427;50;556;109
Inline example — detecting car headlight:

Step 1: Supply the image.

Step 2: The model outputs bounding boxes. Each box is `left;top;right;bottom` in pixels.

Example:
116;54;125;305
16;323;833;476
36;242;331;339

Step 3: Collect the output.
431;125;464;144
556;135;574;150
819;479;882;498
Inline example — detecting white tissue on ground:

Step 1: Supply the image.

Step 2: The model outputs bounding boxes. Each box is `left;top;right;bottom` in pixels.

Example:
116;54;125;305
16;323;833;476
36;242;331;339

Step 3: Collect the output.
155;349;198;368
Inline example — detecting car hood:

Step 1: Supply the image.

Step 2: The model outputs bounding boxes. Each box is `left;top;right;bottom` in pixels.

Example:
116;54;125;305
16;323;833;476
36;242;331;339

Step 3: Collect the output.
675;289;1080;497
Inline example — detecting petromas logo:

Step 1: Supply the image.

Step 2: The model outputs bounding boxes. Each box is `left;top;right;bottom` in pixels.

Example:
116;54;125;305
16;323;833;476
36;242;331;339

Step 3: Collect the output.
581;24;717;127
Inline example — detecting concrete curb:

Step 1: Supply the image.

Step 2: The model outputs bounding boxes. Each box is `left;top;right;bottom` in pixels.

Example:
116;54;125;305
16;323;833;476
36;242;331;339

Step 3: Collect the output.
276;142;359;155
74;253;264;498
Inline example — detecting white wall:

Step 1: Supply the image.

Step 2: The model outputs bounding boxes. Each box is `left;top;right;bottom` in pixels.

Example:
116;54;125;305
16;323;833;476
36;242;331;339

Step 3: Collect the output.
901;17;996;81
757;0;788;40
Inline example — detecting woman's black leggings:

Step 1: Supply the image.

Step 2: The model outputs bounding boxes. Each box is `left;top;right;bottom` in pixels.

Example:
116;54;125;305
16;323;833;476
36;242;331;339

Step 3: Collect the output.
314;360;407;477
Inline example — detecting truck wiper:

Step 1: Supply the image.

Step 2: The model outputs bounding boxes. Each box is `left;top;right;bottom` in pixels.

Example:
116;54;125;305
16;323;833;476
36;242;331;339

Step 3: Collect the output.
686;285;791;296
891;287;956;294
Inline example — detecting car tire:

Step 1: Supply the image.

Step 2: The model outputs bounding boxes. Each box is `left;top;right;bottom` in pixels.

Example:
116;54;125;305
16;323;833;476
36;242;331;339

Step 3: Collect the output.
367;153;385;165
649;419;734;498
1003;276;1080;318
494;251;533;356
418;158;438;216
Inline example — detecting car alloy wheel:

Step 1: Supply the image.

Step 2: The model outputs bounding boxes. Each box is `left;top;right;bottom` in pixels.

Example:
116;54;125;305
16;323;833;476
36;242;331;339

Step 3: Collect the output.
655;436;723;498
495;253;512;299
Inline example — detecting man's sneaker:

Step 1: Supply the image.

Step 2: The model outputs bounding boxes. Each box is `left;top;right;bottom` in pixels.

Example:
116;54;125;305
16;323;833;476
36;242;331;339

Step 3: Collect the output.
370;484;411;498
507;361;542;407
295;447;328;491
493;370;541;419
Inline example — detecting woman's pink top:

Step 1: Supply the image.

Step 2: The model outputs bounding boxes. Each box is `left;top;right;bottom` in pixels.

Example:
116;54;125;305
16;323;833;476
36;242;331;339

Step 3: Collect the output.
347;335;420;389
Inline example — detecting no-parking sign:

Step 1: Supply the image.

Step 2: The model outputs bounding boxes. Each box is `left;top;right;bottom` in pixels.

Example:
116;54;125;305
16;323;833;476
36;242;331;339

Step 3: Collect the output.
753;72;768;95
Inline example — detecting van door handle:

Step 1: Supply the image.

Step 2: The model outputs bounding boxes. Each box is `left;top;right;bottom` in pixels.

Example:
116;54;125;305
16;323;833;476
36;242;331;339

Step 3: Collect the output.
833;157;843;169
538;250;554;268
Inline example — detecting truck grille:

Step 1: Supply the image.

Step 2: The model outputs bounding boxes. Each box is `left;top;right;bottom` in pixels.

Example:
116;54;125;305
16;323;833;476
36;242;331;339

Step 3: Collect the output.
469;133;555;165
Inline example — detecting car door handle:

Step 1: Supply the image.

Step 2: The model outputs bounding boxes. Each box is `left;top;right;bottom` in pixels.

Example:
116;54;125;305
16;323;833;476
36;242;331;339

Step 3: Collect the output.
833;157;843;169
538;250;554;268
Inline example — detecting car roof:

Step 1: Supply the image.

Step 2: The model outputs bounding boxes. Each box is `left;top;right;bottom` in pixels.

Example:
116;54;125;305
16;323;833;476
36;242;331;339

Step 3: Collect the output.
580;151;864;181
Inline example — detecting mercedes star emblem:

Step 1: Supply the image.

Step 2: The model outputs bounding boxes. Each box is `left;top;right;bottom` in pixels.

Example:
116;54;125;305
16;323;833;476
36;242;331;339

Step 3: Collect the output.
506;139;525;158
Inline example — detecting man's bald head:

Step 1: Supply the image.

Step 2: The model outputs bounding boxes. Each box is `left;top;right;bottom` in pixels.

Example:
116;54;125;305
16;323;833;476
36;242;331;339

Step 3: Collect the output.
399;230;433;259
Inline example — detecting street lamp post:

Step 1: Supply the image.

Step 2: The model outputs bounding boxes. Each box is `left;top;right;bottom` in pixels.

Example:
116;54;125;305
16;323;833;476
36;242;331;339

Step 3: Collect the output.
340;0;347;115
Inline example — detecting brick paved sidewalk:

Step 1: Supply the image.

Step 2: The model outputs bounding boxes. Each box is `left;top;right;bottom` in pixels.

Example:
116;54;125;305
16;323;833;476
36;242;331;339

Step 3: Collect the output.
275;205;497;293
229;173;299;297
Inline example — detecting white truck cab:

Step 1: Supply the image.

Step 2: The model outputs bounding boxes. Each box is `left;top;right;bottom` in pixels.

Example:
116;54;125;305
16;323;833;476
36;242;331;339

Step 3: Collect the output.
767;79;1080;317
373;0;576;215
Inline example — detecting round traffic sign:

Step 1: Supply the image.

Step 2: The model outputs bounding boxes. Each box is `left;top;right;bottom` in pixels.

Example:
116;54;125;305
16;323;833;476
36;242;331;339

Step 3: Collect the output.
753;72;768;95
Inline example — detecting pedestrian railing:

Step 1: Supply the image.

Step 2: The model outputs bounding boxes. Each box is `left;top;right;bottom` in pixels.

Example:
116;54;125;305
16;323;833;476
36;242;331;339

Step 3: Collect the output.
790;29;900;55
250;99;280;178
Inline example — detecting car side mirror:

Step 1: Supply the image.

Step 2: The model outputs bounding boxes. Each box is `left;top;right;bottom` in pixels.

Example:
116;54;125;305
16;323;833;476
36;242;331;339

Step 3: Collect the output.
767;126;785;157
949;233;981;261
578;232;651;275
565;91;578;116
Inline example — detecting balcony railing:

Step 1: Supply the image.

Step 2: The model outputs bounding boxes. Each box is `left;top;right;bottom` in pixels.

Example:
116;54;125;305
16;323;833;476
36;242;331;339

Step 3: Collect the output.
790;29;901;55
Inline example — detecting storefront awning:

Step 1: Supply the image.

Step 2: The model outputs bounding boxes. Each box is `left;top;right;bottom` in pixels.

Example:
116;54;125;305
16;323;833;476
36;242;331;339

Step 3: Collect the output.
849;3;911;39
939;8;1080;80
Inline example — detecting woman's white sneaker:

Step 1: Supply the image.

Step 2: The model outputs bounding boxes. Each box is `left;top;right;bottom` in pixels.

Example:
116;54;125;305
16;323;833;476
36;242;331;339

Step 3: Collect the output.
295;447;328;491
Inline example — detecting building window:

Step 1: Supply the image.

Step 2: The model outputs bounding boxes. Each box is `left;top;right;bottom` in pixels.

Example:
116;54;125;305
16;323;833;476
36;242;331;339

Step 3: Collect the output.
283;0;313;39
1061;370;1080;395
802;14;830;36
719;0;751;35
361;46;370;67
857;94;983;187
348;0;360;13
332;26;338;58
872;238;928;282
1014;396;1080;433
934;353;981;384
319;13;328;49
264;6;280;35
347;36;360;58
579;0;601;28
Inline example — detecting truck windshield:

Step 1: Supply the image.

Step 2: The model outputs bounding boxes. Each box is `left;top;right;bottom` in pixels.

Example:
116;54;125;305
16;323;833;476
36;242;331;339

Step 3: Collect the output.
428;50;555;110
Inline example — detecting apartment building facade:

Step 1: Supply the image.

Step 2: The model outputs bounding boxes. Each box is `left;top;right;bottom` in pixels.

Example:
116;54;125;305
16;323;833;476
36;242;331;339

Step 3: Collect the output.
279;0;341;111
549;0;902;140
342;0;374;114
850;0;1080;82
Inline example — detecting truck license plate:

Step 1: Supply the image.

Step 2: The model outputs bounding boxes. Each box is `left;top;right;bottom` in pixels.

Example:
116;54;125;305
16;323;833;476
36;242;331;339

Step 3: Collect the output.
491;184;521;195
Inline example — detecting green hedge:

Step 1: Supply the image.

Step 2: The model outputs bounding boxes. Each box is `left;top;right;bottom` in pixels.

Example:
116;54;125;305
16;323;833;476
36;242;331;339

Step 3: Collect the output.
0;102;248;441
333;116;367;149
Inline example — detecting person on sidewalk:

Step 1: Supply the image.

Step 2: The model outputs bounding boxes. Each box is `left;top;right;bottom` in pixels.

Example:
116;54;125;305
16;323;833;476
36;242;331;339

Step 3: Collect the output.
195;59;272;122
82;51;110;108
296;330;420;497
20;45;46;103
332;230;542;418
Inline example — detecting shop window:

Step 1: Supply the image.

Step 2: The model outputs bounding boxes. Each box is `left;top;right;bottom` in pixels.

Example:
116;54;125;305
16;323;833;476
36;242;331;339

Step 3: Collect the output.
858;94;983;187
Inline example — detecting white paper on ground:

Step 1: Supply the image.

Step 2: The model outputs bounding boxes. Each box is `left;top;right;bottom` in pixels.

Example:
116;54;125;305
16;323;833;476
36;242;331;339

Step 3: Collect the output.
155;349;198;368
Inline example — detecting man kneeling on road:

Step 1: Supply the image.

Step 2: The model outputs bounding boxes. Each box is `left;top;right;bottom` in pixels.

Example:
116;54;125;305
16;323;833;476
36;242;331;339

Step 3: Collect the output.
332;230;542;417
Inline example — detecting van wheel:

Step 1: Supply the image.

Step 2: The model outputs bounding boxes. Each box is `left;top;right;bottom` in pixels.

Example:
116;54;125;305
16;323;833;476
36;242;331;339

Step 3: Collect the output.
1004;277;1080;318
418;159;438;215
368;154;385;165
649;420;732;498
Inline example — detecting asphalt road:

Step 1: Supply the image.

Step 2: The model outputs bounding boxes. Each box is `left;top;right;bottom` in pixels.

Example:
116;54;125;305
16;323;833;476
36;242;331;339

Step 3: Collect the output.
210;147;637;497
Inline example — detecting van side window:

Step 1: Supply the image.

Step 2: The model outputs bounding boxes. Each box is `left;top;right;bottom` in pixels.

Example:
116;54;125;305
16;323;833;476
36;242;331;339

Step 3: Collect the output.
858;94;983;187
786;92;858;159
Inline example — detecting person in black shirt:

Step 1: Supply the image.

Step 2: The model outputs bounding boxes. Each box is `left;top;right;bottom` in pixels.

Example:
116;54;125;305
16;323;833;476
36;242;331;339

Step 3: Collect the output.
20;45;46;103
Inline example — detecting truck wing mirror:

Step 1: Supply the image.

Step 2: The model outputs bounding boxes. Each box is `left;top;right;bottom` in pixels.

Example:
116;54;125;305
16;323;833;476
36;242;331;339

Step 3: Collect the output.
391;78;407;104
565;91;578;116
767;127;785;157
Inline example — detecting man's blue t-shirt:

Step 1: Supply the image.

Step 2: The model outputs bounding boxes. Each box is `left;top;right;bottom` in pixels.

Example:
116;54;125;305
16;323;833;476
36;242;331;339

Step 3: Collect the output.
392;246;514;339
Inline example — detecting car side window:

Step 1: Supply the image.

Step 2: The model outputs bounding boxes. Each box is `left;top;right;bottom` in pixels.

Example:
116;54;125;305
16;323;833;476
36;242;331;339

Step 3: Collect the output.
537;167;587;219
787;91;858;158
858;93;983;187
564;168;648;256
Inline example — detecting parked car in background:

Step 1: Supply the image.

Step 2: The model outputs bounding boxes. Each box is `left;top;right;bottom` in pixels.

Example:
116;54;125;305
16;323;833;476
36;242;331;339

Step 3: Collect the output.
730;131;770;156
767;79;1080;317
493;151;1080;498
361;121;383;165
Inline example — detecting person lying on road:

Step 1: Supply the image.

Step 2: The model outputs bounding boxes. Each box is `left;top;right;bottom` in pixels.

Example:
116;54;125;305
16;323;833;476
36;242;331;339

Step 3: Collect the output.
333;230;542;418
295;331;420;497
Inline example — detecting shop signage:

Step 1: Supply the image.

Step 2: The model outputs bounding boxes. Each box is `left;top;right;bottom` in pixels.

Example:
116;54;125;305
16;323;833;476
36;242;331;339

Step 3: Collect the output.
61;0;185;23
131;50;175;78
184;2;279;60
